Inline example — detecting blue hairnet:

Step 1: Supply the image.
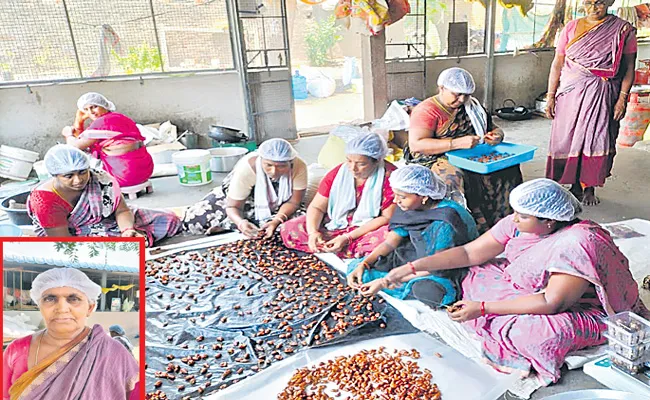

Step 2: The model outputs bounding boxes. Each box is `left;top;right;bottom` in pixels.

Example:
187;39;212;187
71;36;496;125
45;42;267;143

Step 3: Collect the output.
109;325;126;335
258;138;297;162
30;267;102;306
345;132;388;160
437;67;476;94
77;92;115;112
389;165;447;200
44;144;90;176
510;178;582;221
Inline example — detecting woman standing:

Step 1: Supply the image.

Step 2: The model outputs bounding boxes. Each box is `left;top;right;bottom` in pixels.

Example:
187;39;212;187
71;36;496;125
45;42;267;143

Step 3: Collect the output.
545;1;637;206
405;67;523;233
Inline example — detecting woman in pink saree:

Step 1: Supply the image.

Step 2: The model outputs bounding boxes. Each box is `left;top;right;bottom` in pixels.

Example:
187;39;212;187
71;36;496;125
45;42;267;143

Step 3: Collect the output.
380;179;647;385
62;92;154;187
2;268;139;400
545;2;637;206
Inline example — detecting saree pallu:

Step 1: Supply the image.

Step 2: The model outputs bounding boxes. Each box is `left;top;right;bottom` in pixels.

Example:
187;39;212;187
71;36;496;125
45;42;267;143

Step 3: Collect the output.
405;101;523;233
85;112;154;187
9;325;138;400
546;16;635;187
461;217;647;384
347;200;479;306
28;170;180;245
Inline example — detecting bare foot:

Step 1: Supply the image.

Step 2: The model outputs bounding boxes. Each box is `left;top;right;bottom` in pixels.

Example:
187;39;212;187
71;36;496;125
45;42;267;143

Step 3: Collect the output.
582;187;600;206
569;183;584;201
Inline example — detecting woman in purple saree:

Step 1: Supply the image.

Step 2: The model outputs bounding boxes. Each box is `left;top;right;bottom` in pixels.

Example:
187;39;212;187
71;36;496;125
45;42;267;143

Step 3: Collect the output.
546;1;637;206
380;179;647;385
2;268;139;400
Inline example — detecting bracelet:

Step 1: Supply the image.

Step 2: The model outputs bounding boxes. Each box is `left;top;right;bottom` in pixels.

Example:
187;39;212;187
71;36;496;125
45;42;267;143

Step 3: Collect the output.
308;230;320;236
360;261;371;270
236;220;248;231
272;216;284;224
480;301;486;317
408;261;417;275
120;226;135;234
342;233;353;244
276;212;288;222
448;138;453;151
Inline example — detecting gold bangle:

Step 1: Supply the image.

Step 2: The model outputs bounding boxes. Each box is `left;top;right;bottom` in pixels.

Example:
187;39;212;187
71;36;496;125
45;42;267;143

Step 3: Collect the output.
448;138;453;151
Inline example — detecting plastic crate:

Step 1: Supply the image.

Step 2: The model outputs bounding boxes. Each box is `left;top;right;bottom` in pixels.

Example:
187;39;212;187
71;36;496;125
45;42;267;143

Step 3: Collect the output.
446;142;537;174
609;350;650;375
605;332;650;360
604;311;650;346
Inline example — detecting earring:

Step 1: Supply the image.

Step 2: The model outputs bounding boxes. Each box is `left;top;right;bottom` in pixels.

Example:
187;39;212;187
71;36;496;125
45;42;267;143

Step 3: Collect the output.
422;197;428;205
547;223;553;229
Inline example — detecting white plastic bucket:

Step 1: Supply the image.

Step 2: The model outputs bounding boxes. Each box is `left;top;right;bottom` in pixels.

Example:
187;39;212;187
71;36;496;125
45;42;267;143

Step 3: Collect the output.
172;149;212;186
0;145;39;181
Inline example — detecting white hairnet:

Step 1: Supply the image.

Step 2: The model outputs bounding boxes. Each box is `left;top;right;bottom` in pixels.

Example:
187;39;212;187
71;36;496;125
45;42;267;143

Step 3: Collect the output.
389;164;447;200
510;178;582;221
77;92;115;112
44;144;90;176
437;67;476;94
258;138;298;162
345;132;388;160
30;268;102;306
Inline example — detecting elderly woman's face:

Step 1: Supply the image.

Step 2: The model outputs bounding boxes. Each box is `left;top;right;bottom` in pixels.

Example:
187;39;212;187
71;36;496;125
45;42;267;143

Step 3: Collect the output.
439;87;470;109
261;159;292;181
39;287;94;335
346;154;377;180
82;104;109;121
582;0;610;19
393;188;427;211
56;169;90;191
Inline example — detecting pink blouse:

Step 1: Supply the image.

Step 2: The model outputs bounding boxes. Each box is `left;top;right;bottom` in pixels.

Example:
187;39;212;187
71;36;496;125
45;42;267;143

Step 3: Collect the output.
2;335;31;400
556;18;637;55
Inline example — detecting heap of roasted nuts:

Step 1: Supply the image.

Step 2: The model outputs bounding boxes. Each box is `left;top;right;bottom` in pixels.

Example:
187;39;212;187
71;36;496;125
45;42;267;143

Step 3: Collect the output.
145;236;387;398
468;151;513;163
278;347;441;400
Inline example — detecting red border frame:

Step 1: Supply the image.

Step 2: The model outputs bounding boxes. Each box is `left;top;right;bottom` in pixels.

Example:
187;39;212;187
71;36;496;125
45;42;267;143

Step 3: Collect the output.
0;236;146;400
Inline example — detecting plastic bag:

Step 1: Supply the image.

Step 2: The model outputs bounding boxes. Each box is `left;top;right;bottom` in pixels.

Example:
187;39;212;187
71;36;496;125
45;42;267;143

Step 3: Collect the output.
342;57;359;87
307;72;336;98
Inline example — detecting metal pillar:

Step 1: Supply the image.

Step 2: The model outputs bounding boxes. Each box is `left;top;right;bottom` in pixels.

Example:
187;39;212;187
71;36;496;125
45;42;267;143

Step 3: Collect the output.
484;0;497;111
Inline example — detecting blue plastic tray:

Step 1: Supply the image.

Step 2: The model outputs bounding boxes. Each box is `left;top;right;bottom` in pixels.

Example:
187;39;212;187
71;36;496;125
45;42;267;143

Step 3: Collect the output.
446;142;537;174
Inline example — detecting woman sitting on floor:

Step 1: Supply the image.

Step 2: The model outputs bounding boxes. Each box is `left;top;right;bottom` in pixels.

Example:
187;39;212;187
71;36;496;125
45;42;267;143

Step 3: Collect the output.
281;132;396;258
183;138;307;239
62;92;154;188
375;178;647;385
404;67;523;233
27;144;180;246
2;268;139;400
347;164;478;308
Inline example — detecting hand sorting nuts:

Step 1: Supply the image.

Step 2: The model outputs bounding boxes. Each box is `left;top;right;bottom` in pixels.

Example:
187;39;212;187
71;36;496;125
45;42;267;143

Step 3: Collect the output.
146;236;388;398
278;347;441;400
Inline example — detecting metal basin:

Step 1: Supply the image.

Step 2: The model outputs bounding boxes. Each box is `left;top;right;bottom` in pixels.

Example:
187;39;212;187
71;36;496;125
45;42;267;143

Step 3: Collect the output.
0;190;32;226
209;147;249;172
541;389;650;399
208;125;247;143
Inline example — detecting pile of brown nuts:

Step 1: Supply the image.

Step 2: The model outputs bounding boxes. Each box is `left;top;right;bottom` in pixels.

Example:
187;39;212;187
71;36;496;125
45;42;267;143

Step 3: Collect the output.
145;236;387;398
468;151;513;163
278;347;441;400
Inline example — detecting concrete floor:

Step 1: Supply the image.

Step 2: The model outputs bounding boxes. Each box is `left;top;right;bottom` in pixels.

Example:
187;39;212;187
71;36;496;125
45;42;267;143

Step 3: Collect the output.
129;116;650;399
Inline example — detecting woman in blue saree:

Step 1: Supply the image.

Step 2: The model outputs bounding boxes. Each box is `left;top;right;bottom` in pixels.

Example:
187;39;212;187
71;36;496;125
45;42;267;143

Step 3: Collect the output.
347;164;478;307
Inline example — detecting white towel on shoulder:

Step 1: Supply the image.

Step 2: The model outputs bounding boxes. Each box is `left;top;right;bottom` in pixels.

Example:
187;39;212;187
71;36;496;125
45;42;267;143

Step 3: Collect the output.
325;163;385;231
464;97;488;143
254;156;292;222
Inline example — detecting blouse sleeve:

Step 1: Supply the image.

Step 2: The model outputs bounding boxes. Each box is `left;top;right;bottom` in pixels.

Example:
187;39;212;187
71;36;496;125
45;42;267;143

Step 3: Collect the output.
555;20;576;55
291;158;308;191
225;156;257;201
489;214;517;245
624;29;638;54
380;164;396;210
317;164;342;198
2;336;30;400
27;191;71;229
409;100;439;131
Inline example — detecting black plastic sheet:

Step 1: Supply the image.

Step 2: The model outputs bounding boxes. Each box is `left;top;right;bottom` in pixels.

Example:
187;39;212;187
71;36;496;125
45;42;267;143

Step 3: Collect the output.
145;236;416;399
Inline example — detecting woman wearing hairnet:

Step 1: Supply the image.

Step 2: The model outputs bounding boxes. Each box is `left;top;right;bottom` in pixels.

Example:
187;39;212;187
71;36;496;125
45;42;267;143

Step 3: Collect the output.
347;165;478;307
61;92;154;188
26;144;181;245
405;67;523;233
281;132;396;258
2;268;139;400
379;178;647;385
183;138;307;238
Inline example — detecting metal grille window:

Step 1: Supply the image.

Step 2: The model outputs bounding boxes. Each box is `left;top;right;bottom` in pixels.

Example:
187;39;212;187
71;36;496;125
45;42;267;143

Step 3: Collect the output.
386;0;487;60
238;0;289;70
0;0;234;85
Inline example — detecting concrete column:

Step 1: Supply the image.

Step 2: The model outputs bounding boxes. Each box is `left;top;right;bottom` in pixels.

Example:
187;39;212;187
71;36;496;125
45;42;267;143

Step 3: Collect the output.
361;31;388;120
484;0;497;112
100;272;107;312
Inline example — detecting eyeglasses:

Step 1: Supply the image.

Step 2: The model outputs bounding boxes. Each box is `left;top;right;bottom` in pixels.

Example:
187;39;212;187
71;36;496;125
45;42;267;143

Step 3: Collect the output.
582;1;607;8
